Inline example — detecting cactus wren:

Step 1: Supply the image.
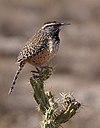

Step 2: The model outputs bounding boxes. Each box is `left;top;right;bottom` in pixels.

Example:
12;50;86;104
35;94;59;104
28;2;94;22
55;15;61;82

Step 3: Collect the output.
8;21;70;94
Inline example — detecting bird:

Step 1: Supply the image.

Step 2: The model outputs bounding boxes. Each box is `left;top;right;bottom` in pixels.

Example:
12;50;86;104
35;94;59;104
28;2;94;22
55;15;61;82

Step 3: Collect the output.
8;21;70;94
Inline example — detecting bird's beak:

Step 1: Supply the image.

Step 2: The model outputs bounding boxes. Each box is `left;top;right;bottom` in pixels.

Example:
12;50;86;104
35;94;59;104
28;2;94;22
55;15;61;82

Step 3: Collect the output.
61;22;71;26
59;22;71;30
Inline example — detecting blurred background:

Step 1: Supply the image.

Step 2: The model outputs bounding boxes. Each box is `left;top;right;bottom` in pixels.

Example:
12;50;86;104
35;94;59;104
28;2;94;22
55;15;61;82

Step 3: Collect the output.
0;0;100;128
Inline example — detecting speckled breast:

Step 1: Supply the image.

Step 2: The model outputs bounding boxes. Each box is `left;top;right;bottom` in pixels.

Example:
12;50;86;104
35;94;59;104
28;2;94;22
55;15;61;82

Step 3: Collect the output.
27;40;59;67
27;48;54;66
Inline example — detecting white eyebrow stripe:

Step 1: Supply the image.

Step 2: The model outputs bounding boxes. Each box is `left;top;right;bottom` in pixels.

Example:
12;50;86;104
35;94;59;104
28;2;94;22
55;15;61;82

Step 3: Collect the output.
41;23;59;29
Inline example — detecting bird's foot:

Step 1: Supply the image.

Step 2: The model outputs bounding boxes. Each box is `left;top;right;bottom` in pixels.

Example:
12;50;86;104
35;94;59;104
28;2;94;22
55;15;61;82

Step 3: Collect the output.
31;68;40;80
31;66;54;81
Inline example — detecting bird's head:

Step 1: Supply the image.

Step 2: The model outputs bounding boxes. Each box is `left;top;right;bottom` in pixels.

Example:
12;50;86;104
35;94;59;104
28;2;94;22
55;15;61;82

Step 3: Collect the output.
41;21;70;34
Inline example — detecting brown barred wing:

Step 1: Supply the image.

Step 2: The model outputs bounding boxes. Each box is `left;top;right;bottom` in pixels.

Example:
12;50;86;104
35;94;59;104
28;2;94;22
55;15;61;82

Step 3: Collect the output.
17;31;48;63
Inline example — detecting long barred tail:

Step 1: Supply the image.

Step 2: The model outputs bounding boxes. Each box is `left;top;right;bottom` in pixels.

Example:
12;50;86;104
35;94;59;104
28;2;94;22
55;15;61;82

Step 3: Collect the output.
8;62;25;95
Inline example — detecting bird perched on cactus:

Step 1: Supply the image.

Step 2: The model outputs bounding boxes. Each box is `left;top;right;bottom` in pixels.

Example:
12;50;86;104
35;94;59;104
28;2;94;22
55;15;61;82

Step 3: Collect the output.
8;21;70;94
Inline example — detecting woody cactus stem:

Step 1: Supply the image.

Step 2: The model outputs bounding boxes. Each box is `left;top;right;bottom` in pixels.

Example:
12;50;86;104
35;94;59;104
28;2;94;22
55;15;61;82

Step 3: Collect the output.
30;66;81;128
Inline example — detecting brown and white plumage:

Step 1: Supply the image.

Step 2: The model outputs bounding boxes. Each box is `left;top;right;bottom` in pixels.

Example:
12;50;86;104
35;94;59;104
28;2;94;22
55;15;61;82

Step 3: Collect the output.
8;21;69;94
